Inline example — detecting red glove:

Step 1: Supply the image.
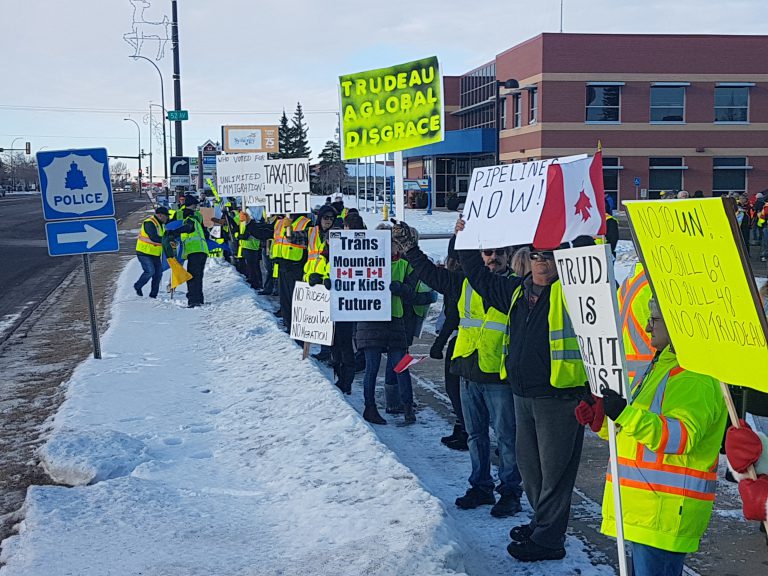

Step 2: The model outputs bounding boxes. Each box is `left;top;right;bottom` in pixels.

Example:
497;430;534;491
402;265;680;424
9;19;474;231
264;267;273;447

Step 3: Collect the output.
726;421;763;473
575;396;605;433
738;475;768;521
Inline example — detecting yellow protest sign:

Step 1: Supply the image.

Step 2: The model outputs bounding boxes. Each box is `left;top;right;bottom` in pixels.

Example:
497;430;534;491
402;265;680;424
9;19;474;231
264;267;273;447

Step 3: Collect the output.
339;56;443;160
626;198;768;391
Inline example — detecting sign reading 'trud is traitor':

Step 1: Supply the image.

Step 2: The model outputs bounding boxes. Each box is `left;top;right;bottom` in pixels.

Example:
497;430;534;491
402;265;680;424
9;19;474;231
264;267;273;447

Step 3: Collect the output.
329;230;391;321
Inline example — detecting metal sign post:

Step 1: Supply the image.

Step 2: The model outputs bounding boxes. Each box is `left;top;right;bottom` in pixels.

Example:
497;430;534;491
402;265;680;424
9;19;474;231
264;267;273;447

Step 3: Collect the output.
82;254;102;359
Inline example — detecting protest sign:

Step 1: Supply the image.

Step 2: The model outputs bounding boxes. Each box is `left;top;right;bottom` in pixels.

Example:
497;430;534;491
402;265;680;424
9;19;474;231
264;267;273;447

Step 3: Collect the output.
290;282;334;346
339;56;443;160
329;229;391;321
263;158;311;215
199;207;215;228
215;153;266;207
626;198;768;392
555;243;628;397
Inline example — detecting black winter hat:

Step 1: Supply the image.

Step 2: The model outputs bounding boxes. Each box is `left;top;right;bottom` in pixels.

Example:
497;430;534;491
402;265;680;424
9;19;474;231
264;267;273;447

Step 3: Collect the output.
316;204;338;220
155;206;170;216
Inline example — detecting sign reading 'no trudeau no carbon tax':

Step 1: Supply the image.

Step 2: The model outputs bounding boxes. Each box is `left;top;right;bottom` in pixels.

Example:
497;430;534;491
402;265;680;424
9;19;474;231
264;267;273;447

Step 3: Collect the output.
215;153;267;207
626;197;768;392
339;56;443;160
555;244;628;398
329;230;391;321
290;282;334;346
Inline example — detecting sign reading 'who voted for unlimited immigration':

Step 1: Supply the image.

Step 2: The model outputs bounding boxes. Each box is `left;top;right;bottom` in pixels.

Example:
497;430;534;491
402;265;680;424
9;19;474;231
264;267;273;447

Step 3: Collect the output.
329;230;391;321
339;56;444;160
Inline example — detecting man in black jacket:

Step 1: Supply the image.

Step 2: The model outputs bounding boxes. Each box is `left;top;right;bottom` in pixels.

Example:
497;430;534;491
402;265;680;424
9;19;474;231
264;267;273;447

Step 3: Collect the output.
394;222;523;519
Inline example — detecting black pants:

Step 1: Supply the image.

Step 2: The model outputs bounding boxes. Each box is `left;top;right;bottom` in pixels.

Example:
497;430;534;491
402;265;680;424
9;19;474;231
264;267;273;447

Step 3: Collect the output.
242;248;263;290
262;249;276;294
514;395;584;550
445;337;463;427
186;252;207;306
278;263;303;329
332;321;355;392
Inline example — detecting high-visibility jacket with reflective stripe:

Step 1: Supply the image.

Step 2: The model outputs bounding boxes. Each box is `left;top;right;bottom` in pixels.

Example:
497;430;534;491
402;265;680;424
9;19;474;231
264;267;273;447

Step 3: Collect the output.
413;280;434;318
452;278;508;375
600;346;727;553
500;281;586;388
619;263;655;384
280;216;311;261
238;218;260;252
391;259;411;319
136;216;165;256
303;226;329;281
181;218;209;258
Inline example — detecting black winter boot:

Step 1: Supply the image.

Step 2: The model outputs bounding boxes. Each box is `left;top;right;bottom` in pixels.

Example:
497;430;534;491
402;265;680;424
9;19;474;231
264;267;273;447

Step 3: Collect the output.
363;405;387;425
441;424;462;445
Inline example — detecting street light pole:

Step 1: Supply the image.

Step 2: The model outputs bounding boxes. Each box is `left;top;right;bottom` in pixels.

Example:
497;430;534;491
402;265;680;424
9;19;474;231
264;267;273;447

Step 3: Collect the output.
171;0;183;156
124;118;141;197
129;55;168;189
495;78;520;165
10;137;22;191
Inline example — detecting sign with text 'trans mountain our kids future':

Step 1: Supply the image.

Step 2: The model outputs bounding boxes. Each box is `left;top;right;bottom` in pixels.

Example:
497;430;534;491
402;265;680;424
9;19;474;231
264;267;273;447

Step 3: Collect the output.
625;197;768;392
339;56;443;160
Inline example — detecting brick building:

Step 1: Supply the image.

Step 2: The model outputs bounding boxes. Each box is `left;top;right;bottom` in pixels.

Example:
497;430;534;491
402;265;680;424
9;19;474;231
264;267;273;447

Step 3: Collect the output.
404;33;768;208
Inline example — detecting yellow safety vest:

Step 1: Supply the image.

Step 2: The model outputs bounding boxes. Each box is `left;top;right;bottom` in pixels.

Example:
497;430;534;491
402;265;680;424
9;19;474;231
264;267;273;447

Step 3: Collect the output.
239;217;260;252
601;347;727;553
391;259;411;319
303;226;329;281
619;263;655;384
136;216;165;257
451;278;508;375
180;218;209;258
280;216;311;261
500;281;586;388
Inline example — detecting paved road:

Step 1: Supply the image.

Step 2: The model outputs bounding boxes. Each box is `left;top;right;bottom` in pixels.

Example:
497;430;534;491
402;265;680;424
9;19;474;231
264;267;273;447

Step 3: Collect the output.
0;192;148;341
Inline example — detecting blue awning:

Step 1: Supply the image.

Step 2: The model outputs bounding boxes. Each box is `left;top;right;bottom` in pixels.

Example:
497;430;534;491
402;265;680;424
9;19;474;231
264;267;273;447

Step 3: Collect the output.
402;128;495;158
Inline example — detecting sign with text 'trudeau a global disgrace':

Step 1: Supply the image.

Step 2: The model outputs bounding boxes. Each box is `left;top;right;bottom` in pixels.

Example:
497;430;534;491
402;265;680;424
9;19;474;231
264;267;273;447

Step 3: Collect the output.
215;153;266;207
290;282;334;346
339;56;443;160
555;244;628;398
329;230;391;321
626;198;768;392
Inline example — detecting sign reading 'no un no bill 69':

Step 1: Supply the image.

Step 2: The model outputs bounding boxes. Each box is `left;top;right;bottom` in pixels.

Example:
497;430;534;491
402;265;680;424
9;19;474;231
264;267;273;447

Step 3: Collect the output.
339;56;443;160
626;198;768;392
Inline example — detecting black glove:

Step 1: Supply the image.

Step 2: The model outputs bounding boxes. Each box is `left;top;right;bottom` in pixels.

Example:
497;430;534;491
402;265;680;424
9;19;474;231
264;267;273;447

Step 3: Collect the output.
323;278;331;290
291;230;308;246
429;341;444;360
601;387;627;421
308;273;323;287
391;220;417;253
389;281;403;295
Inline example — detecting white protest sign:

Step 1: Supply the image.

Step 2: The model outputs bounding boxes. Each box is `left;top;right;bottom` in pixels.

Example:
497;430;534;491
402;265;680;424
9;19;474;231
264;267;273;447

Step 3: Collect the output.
215;153;267;207
555;243;628;398
264;158;311;215
329;229;391;321
290;282;334;346
455;154;589;250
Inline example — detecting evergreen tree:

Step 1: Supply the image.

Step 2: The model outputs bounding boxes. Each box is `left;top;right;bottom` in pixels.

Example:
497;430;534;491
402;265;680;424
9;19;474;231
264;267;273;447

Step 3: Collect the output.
317;140;347;195
276;110;292;159
289;102;311;159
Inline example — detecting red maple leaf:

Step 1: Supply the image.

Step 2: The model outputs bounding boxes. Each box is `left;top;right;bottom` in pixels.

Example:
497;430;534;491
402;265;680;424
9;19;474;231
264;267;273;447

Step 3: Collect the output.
574;188;592;222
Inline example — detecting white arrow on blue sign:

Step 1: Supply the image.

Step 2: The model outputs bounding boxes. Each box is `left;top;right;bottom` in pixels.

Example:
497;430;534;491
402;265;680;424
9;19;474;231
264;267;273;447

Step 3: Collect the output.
37;148;115;221
45;218;120;257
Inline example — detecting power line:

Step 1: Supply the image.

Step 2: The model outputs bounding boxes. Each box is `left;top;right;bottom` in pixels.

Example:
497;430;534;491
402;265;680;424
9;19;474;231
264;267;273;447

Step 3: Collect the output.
0;104;338;116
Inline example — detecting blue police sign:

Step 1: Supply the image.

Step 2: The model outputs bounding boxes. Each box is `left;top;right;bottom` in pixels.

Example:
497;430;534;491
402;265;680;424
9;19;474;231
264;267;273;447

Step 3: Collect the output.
45;218;120;257
37;148;115;221
633;176;641;187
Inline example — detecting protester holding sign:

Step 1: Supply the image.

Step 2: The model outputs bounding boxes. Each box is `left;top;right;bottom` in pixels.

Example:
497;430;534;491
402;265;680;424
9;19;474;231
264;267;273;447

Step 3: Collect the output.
276;214;312;331
237;210;263;291
455;217;589;562
599;298;727;575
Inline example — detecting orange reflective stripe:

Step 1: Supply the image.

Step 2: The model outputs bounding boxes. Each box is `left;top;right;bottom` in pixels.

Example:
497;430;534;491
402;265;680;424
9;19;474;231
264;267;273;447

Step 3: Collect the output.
618;456;716;481
607;474;716;502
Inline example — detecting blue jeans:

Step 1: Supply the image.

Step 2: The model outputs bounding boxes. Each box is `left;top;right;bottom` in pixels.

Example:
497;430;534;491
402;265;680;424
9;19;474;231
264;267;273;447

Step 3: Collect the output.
631;542;686;576
362;348;412;408
460;379;522;497
384;353;412;411
135;254;163;297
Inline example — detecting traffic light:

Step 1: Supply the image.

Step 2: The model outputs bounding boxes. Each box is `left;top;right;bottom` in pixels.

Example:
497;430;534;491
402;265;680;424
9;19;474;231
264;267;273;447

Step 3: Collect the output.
25;142;31;155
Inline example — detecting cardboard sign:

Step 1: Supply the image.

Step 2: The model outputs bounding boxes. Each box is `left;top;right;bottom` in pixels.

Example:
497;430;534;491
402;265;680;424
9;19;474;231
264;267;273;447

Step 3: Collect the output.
215;153;267;207
264;159;311;215
555;244;628;398
290;282;334;346
339;56;444;160
199;207;215;228
329;230;391;321
626;198;768;392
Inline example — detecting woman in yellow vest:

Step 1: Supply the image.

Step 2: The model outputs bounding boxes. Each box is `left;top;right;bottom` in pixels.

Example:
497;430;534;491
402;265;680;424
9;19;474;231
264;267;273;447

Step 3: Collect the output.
134;206;169;298
599;298;727;575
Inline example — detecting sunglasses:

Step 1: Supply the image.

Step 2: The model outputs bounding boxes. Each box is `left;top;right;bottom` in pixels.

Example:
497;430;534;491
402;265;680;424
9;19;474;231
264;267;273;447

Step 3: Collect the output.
482;249;505;256
529;252;555;261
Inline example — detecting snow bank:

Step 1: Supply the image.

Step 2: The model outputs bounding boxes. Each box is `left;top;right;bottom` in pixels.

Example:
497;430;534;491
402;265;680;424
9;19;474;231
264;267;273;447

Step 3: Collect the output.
0;259;466;576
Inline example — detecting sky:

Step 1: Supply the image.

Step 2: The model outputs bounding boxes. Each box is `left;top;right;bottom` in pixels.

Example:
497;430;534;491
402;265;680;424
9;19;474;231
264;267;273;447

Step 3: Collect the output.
2;0;767;179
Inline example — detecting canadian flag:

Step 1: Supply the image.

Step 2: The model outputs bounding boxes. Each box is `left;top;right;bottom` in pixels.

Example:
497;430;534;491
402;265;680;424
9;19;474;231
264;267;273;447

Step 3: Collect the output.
367;267;383;278
394;353;429;374
336;268;353;279
533;152;606;249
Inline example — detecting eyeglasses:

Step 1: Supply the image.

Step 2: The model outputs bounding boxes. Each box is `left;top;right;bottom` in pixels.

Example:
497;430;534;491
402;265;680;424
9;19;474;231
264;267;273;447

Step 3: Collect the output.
529;252;555;261
321;215;335;220
482;249;505;256
648;316;663;328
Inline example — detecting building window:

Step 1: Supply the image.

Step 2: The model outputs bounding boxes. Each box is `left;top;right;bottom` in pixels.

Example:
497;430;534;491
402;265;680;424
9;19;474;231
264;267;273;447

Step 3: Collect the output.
586;85;621;122
529;88;538;124
714;86;749;123
650;86;685;122
512;93;521;128
500;98;506;129
602;157;621;208
713;157;749;195
460;63;496;129
649;157;685;199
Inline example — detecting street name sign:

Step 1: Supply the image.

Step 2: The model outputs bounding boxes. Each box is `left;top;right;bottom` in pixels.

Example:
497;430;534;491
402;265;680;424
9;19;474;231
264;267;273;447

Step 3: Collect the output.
167;110;189;121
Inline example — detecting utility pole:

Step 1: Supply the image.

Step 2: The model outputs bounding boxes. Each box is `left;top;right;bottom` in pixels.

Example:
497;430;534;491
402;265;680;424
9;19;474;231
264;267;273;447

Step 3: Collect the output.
171;0;183;156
